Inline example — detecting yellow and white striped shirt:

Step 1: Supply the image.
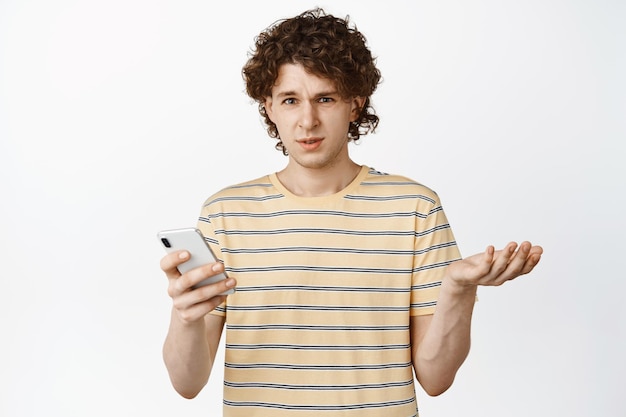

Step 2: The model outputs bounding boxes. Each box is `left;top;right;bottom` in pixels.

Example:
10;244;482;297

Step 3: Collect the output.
197;165;461;417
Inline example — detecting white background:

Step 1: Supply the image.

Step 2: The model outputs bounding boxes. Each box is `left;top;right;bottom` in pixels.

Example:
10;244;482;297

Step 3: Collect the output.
1;1;624;416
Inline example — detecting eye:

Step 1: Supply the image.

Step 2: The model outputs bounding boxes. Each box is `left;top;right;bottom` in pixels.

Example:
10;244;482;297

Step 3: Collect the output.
318;97;334;103
282;98;296;105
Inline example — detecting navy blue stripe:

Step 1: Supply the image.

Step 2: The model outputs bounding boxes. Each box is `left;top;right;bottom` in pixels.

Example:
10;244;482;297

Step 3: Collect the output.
224;362;411;370
227;262;454;274
428;205;444;215
224;397;415;411
416;223;452;237
413;259;459;273
224;379;413;390
209;210;429;219
225;343;410;351
221;241;457;255
226;265;412;274
360;181;423;187
226;305;409;312
223;247;415;255
367;168;388;176
205;194;284;206
229;283;440;294
411;301;437;308
226;183;274;190
233;285;409;293
203;236;219;245
215;228;447;237
216;228;414;236
226;324;409;331
344;194;436;204
411;281;442;290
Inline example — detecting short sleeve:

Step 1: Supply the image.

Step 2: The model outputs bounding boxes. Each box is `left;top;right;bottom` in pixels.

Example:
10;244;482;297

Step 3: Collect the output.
410;196;461;316
197;200;228;317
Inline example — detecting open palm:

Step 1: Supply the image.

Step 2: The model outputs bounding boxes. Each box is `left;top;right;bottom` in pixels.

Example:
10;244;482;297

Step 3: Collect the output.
447;241;543;287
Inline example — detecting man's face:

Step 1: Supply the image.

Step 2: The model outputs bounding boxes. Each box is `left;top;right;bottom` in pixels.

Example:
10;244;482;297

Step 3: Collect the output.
264;63;364;170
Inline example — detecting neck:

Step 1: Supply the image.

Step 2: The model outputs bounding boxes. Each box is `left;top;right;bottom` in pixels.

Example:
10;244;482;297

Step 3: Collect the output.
277;160;361;197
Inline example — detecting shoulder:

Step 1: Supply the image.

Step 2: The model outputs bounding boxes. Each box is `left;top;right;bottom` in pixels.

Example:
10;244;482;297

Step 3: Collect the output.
200;175;279;209
358;167;441;204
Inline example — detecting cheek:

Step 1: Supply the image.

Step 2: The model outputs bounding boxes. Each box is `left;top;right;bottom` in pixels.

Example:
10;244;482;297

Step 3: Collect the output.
273;114;292;130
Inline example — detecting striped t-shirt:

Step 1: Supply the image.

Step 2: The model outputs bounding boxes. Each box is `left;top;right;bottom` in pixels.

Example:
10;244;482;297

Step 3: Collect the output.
197;165;461;417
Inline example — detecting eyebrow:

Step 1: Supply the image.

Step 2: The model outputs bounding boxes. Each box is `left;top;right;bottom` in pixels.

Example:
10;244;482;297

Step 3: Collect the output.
275;90;339;99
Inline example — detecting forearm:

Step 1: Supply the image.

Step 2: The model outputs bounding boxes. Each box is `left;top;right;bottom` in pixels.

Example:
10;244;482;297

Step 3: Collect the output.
163;309;215;398
412;277;477;396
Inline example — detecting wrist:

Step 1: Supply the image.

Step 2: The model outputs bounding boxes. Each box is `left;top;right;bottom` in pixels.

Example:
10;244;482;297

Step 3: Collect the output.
441;275;478;297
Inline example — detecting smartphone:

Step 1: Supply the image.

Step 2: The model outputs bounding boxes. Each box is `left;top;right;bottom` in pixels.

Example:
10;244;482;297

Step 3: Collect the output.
157;227;234;294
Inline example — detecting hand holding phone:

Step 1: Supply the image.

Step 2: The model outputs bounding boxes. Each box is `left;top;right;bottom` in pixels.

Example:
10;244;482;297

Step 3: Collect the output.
157;227;235;295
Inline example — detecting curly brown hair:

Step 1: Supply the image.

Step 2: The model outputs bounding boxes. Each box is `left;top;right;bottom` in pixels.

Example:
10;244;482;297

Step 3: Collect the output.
242;8;382;155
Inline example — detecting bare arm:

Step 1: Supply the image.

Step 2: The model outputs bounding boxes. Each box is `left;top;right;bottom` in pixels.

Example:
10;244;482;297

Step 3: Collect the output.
411;241;543;396
161;251;236;398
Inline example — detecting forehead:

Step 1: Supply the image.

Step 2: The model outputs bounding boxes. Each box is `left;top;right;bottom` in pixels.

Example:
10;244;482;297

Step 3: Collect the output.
271;63;337;96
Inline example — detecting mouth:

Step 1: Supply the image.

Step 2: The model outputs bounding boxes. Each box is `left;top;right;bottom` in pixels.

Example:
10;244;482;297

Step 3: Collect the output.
298;137;323;144
297;137;324;151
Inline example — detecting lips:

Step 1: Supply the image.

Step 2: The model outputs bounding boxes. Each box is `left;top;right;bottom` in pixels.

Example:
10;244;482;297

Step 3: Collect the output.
297;137;323;151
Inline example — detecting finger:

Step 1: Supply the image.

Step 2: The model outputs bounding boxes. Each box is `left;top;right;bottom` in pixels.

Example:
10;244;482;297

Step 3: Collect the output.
462;245;496;283
175;296;227;323
529;245;544;257
489;242;518;280
519;246;543;275
160;250;190;278
474;245;496;277
497;242;535;282
172;277;235;311
511;241;533;262
174;263;225;294
519;254;541;275
505;241;532;269
485;245;495;260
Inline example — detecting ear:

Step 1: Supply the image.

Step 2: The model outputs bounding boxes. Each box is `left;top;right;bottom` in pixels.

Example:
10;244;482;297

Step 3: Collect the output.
350;97;367;122
264;97;275;122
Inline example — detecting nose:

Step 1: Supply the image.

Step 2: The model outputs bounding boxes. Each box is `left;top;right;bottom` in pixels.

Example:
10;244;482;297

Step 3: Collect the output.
298;102;319;130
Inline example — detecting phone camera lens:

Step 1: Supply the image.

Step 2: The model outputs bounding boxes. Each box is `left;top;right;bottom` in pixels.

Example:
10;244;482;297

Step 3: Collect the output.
161;238;171;248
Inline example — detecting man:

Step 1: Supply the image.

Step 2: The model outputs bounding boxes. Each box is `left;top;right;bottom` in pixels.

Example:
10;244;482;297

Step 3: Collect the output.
160;8;543;416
